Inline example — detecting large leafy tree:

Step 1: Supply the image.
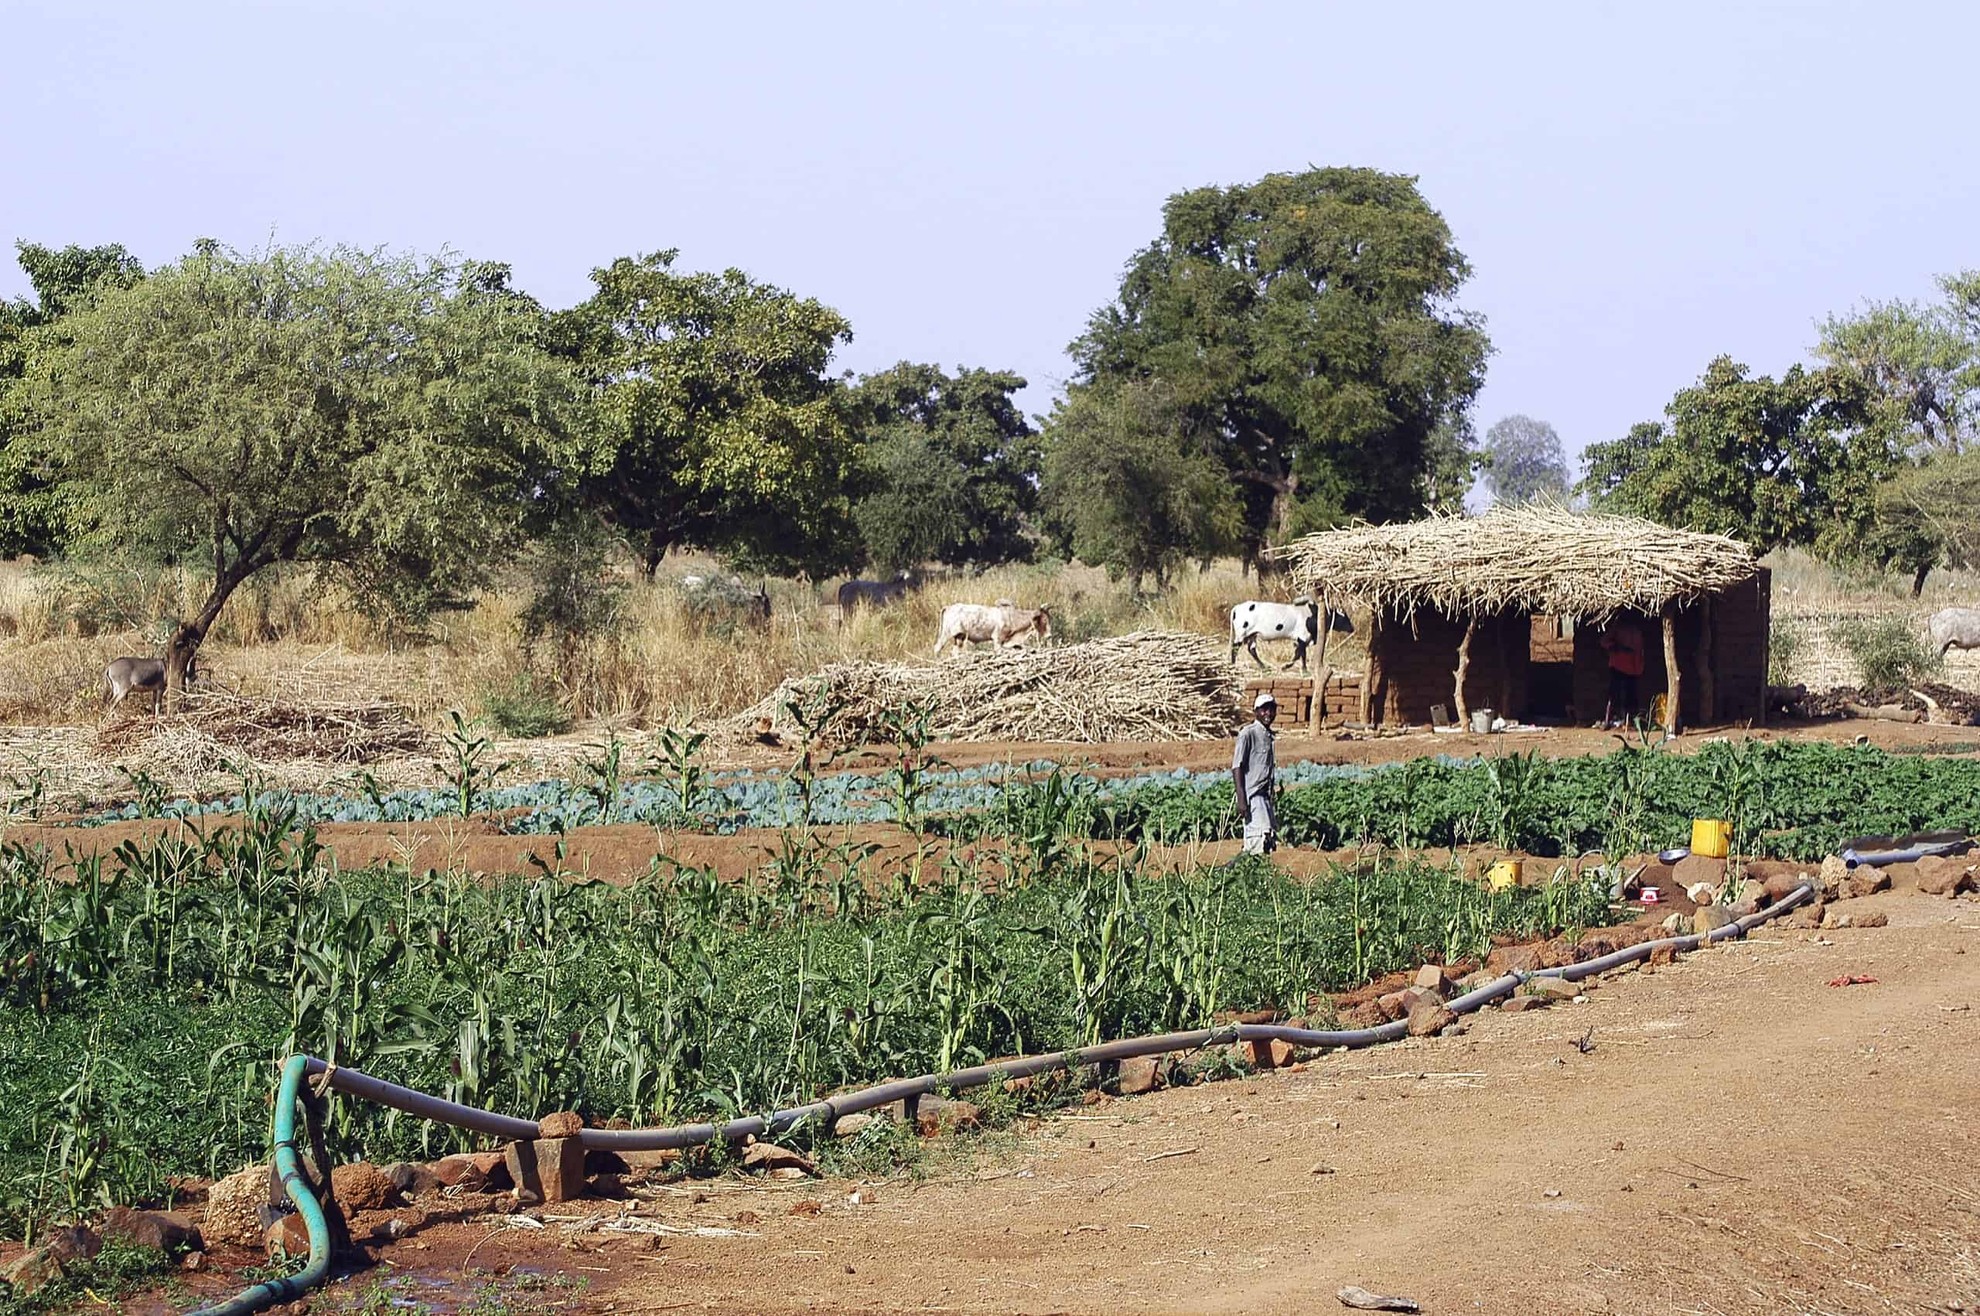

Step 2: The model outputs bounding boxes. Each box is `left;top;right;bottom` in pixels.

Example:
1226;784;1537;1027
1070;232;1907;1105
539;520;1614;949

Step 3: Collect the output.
0;242;145;555
1817;271;1980;455
846;362;1039;573
1070;167;1490;557
1580;356;1920;571
21;243;579;692
553;251;862;576
1420;417;1480;514
1480;414;1569;504
1040;380;1242;593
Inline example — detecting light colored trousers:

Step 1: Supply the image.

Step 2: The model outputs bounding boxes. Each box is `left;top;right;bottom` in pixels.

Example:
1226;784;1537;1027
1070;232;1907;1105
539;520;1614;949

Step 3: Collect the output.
1241;792;1276;854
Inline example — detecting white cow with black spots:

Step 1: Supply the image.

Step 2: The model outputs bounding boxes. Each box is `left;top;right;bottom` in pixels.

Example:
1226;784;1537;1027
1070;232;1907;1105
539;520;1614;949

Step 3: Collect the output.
1228;598;1352;672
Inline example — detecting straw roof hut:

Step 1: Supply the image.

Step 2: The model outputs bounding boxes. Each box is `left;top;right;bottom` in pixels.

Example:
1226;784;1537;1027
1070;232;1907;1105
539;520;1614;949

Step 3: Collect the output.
1270;505;1758;622
1269;507;1769;734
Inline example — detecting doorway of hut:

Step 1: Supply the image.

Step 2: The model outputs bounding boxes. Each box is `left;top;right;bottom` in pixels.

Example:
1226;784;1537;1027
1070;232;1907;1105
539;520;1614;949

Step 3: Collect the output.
1528;614;1575;723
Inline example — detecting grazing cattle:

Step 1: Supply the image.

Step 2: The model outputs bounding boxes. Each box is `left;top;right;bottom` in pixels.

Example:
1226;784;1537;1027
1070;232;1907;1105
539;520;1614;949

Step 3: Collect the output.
1929;607;1980;657
1229;598;1353;672
933;602;1052;655
103;654;197;715
837;575;915;613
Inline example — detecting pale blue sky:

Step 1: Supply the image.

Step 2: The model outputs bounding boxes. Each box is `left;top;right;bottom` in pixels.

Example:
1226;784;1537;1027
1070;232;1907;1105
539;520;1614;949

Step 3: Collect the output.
5;0;1974;467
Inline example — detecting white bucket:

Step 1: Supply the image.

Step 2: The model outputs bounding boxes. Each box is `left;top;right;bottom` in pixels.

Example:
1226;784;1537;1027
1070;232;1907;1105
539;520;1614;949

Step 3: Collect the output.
1469;707;1495;734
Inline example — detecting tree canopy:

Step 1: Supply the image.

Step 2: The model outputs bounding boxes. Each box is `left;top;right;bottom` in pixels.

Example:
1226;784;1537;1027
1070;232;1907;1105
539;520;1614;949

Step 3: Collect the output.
1480;414;1569;504
0;241;146;556
1039;380;1241;593
553;251;862;576
846;362;1039;573
1579;356;1924;578
1068;167;1490;558
1817;271;1980;455
21;242;580;687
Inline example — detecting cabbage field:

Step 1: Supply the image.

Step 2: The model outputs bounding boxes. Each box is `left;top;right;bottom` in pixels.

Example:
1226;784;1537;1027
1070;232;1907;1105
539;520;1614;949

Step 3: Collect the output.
71;737;1980;863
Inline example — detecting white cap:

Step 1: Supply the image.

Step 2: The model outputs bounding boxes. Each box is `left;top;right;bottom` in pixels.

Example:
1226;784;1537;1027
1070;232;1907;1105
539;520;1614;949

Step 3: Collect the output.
1254;692;1277;708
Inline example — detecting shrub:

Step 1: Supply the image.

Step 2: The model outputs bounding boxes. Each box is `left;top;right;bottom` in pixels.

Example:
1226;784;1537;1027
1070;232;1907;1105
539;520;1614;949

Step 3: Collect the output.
1768;617;1803;687
478;671;571;738
518;524;626;657
1830;614;1940;690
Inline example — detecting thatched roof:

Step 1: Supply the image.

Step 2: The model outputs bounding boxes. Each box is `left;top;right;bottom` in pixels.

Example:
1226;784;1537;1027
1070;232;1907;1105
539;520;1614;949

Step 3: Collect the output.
1271;506;1758;621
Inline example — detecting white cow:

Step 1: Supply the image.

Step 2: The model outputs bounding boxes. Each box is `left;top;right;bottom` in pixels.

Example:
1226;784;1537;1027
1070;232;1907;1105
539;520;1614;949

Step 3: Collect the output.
933;601;1052;655
1229;598;1353;672
1928;607;1980;657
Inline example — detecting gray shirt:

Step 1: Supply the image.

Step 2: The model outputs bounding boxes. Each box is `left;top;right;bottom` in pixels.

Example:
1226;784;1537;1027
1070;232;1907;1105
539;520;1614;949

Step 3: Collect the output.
1233;720;1275;799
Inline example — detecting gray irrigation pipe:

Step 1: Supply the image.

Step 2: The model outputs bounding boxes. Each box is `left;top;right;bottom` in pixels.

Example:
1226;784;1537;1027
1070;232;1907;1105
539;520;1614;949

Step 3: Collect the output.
193;881;1813;1316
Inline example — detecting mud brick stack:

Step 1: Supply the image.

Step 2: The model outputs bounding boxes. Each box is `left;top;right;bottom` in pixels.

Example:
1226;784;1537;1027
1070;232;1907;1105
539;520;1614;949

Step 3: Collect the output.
1241;674;1363;725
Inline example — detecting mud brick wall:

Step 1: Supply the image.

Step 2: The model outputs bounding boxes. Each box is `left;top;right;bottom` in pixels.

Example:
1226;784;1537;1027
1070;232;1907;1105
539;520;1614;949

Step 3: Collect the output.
1529;614;1575;662
1367;611;1529;727
1367;570;1771;728
1713;567;1770;723
1242;673;1363;724
1569;569;1770;726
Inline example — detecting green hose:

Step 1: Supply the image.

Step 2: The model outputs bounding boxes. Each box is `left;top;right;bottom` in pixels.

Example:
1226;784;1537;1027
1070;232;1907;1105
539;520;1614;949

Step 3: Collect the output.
187;1055;331;1316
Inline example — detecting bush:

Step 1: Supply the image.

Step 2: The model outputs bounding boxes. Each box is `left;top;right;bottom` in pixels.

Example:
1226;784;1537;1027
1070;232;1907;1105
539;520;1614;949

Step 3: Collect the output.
1830;614;1940;690
519;523;626;656
478;671;571;738
1768;617;1803;687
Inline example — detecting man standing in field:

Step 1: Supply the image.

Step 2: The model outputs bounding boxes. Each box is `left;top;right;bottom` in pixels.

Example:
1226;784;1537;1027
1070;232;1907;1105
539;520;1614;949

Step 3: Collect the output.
1232;692;1278;854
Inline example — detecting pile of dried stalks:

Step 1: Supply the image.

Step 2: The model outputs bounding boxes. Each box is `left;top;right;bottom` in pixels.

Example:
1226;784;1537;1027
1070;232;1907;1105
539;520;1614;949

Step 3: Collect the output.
1271;505;1758;621
720;631;1244;747
94;689;430;765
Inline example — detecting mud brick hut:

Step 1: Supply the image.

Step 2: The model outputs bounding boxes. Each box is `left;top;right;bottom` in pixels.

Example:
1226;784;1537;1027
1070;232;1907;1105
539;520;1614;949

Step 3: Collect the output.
1272;507;1769;732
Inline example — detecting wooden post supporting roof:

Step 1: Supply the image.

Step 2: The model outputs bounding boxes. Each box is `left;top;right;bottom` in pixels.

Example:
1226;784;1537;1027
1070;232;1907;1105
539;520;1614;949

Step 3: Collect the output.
1452;615;1477;729
1696;597;1715;727
1661;604;1681;735
1308;594;1333;735
1360;611;1380;725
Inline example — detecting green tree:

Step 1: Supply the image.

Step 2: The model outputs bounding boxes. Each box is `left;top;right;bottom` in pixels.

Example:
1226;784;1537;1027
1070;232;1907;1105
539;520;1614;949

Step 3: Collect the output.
846;362;1039;572
1039;381;1241;593
1817;271;1980;455
553;251;862;576
1579;356;1922;576
1070;167;1490;557
21;243;579;693
0;242;145;555
1580;420;1665;506
1481;414;1569;504
1420;417;1480;514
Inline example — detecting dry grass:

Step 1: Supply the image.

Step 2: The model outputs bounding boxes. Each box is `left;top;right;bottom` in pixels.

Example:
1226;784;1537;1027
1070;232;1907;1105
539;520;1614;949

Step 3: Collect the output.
0;554;1338;735
1765;545;1980;610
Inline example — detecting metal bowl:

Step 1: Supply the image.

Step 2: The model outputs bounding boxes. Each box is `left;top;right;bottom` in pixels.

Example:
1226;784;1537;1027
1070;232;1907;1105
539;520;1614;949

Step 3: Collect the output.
1657;847;1690;864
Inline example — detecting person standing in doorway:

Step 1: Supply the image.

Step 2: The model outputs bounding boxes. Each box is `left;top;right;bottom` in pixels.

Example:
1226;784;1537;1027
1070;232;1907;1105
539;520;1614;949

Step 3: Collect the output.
1232;692;1278;854
1600;616;1645;728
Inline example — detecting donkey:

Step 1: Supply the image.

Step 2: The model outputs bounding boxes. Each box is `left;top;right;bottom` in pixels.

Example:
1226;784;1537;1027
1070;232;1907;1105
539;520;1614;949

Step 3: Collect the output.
103;654;197;715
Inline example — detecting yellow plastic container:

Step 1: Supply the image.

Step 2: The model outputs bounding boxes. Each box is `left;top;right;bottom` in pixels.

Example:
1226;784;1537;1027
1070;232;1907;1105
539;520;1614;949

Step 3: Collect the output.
1690;818;1731;859
1487;859;1521;891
